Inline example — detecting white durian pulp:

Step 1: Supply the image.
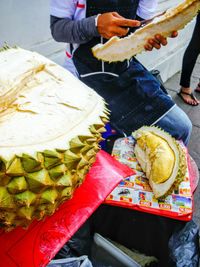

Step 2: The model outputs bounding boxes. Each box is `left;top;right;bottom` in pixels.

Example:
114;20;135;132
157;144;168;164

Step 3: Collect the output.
0;48;106;160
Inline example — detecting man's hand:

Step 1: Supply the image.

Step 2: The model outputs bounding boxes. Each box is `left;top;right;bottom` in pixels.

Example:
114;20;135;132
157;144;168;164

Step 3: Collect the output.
145;31;178;51
97;12;141;39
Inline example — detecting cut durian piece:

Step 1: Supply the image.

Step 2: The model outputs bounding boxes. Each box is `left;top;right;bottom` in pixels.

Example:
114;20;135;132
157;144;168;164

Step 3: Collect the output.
133;126;187;198
92;0;200;62
0;46;108;231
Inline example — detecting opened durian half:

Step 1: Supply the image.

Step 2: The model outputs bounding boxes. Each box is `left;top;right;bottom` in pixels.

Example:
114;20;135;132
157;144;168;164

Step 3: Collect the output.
132;126;187;199
0;46;108;231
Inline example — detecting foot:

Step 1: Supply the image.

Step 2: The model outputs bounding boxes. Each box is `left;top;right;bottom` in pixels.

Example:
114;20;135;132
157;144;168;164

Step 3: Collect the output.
195;83;200;93
178;87;199;106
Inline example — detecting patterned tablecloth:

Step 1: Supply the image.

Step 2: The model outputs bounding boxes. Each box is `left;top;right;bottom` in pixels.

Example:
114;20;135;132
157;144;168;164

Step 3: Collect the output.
105;137;194;221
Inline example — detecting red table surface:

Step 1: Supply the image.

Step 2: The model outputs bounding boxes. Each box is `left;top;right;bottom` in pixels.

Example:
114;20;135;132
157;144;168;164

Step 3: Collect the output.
0;150;134;267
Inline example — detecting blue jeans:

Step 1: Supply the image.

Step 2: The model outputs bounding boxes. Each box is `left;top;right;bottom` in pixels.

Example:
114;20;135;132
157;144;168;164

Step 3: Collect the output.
155;105;192;146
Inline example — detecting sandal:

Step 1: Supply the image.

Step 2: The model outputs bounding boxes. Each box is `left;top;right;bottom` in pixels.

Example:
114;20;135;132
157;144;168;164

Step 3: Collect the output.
195;83;200;93
177;91;199;106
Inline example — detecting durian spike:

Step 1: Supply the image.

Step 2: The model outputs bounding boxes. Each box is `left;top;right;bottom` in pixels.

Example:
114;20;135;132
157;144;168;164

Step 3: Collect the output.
0;43;12;52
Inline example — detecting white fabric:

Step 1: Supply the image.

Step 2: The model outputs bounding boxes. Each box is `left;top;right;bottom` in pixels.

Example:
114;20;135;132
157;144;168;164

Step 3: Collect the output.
137;0;158;19
50;0;85;19
50;0;158;20
50;0;86;76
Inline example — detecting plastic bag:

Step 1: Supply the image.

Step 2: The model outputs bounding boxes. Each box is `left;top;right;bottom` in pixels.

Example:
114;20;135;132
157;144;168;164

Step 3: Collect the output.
54;221;92;260
169;220;200;267
48;256;93;267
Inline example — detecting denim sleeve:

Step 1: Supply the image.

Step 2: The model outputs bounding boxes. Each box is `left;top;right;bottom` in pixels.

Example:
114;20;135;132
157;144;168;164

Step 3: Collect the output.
50;15;100;44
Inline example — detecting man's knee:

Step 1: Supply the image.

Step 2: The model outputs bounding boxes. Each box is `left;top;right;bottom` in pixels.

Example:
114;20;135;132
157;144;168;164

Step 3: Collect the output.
180;115;192;145
183;115;192;135
155;106;192;145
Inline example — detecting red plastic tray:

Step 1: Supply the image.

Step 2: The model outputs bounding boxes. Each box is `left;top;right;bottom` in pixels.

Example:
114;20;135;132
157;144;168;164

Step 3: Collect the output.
0;150;134;267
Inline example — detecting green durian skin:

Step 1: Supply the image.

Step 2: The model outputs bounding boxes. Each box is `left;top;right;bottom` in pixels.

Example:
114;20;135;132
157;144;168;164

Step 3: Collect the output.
0;118;107;231
21;154;42;172
7;176;28;194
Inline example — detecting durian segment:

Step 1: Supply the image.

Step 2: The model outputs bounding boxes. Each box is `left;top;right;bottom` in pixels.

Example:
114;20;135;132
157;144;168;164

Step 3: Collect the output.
92;0;200;62
151;144;187;199
133;126;187;199
135;131;175;184
0;47;108;231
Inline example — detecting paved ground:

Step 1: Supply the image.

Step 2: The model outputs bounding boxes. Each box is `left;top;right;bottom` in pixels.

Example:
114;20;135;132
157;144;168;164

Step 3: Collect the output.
164;56;200;227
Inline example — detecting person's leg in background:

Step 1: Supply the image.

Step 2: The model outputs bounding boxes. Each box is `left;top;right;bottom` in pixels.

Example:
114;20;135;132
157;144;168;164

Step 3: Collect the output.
155;105;192;146
179;13;200;105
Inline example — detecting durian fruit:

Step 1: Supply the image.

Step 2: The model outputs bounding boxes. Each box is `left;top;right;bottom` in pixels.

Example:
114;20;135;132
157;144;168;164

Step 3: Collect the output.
0;46;109;231
132;126;187;199
92;0;200;62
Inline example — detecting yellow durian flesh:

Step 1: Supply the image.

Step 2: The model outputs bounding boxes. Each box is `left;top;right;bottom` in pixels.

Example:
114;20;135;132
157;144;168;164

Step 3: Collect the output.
133;126;187;199
136;132;175;184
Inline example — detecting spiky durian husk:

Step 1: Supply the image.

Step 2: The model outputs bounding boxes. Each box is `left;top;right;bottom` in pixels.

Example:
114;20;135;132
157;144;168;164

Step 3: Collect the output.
92;0;200;62
0;47;109;231
0;121;108;231
133;126;187;199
